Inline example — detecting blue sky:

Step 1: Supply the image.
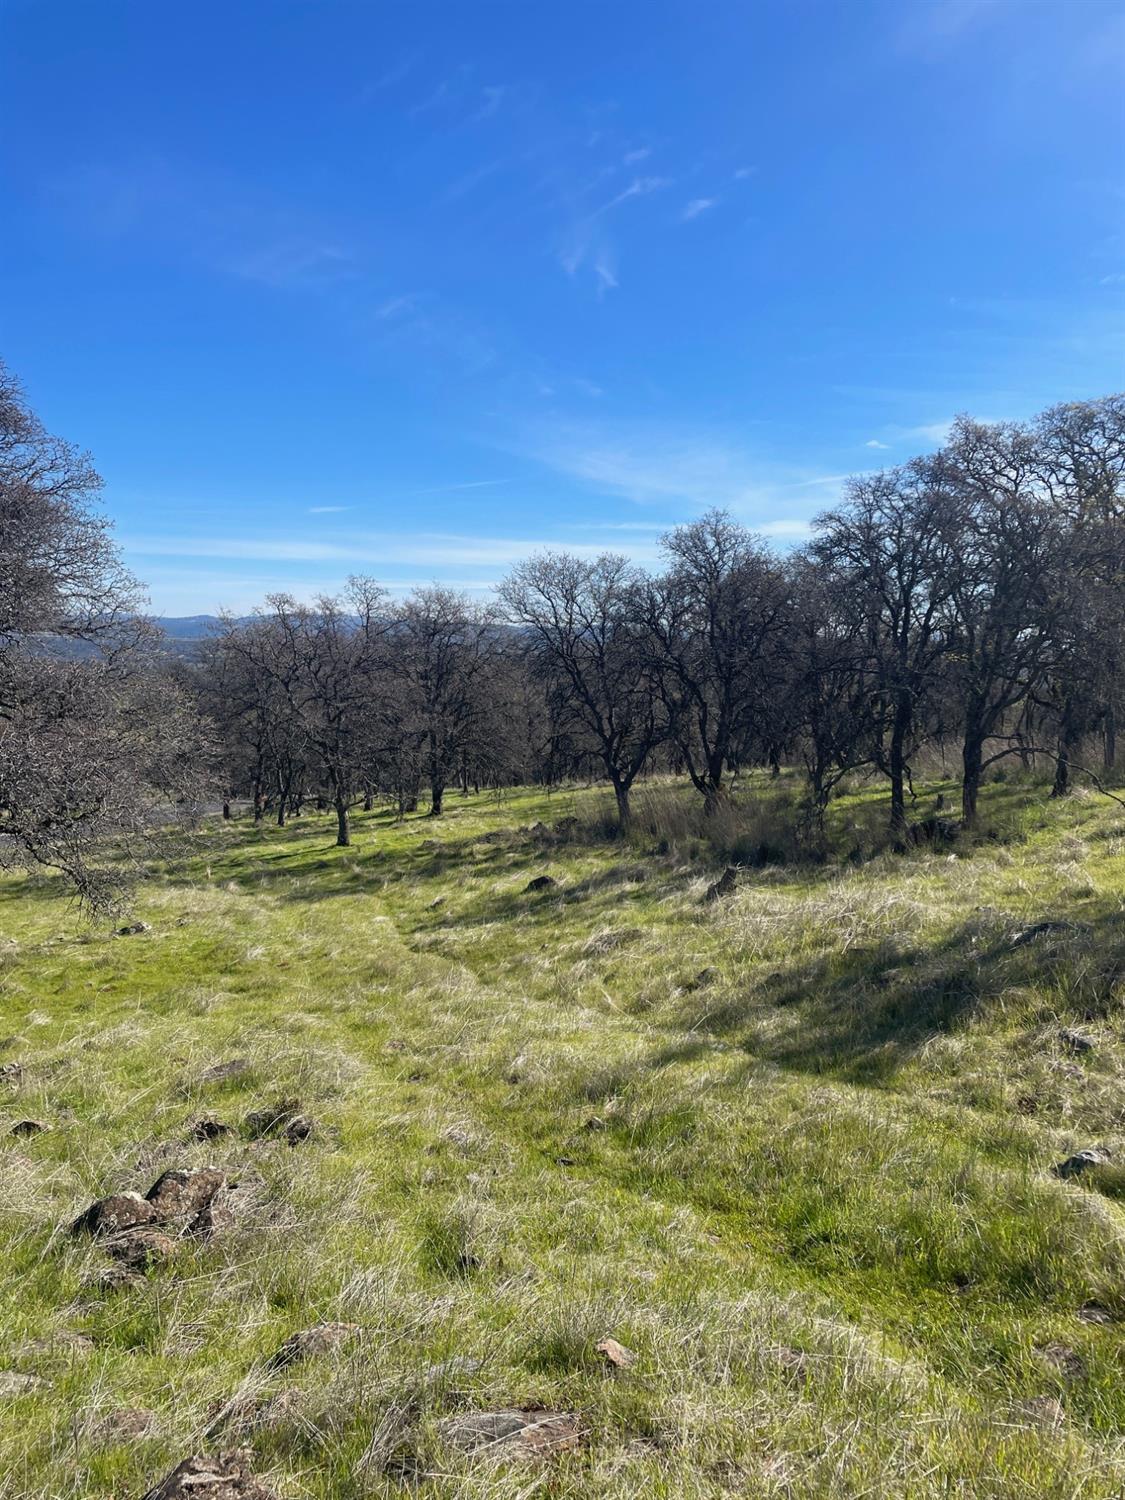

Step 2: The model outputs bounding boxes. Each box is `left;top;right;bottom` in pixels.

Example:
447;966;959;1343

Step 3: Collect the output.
3;0;1123;614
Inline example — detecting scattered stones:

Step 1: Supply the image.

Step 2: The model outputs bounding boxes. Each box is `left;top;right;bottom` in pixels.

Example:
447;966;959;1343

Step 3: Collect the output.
1053;1148;1109;1181
10;1118;47;1137
141;1452;280;1500
191;1118;235;1141
596;1336;635;1370
703;867;739;903
1036;1342;1087;1381
524;874;558;893
1011;921;1088;949
1059;1029;1095;1055
0;1370;50;1397
266;1321;360;1372
439;1408;582;1456
197;1058;251;1086
115;921;151;936
72;1167;226;1249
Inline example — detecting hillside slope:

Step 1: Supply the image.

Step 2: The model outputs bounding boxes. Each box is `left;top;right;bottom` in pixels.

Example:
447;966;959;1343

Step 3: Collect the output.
2;778;1124;1498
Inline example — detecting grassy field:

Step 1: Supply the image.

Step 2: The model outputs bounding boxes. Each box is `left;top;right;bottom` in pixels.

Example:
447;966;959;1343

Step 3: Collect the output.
2;773;1125;1498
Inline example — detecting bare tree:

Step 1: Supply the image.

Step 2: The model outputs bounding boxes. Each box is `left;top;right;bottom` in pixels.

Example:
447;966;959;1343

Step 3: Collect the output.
0;360;208;908
391;586;504;816
500;552;663;831
648;511;790;814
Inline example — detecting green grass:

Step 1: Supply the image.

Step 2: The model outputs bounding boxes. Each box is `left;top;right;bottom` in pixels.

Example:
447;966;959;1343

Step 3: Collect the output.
2;774;1125;1497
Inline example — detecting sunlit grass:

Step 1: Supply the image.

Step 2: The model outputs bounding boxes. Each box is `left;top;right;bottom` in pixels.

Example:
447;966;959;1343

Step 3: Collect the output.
2;774;1124;1496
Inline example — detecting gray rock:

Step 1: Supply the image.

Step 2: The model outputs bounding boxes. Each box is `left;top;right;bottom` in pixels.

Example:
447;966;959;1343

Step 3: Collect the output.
145;1167;226;1218
0;1370;50;1397
141;1453;280;1500
266;1320;360;1371
1059;1029;1095;1055
1053;1148;1108;1180
524;874;558;893
10;1119;47;1137
439;1408;581;1454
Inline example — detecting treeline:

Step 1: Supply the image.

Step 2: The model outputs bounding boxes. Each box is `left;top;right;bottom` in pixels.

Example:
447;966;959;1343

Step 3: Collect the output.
1;352;1122;909
200;396;1124;848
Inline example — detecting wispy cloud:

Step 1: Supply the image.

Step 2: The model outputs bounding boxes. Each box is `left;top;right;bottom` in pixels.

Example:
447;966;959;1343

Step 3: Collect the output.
471;85;506;122
308;505;351;514
122;530;665;569
375;294;418;320
596;175;672;216
681;196;717;221
623;147;651;165
733;165;756;180
864;438;890;450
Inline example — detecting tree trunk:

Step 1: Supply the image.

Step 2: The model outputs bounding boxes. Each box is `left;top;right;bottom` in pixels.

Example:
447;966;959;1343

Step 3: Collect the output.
888;699;909;839
612;778;631;833
1105;703;1117;771
335;795;350;847
276;798;287;827
222;801;231;820
429;781;444;817
363;786;374;813
961;734;984;827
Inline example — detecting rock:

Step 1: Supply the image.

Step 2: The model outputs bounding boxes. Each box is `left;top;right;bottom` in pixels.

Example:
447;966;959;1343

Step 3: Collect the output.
207;1388;301;1438
71;1191;158;1237
188;1200;235;1240
1011;921;1088;949
585;1116;605;1132
197;1058;251;1086
1036;1342;1087;1381
115;921;151;936
266;1321;360;1372
1078;1302;1115;1325
427;896;445;909
244;1098;302;1138
1059;1029;1095;1055
1017;1395;1065;1429
10;1119;47;1137
104;1228;178;1270
524;874;558;893
0;1370;50;1397
688;967;718;989
1053;1148;1109;1181
0;1062;24;1085
439;1408;582;1455
595;1336;635;1369
284;1114;314;1146
703;867;739;903
145;1167;226;1218
21;1331;95;1358
141;1452;280;1500
191;1118;235;1141
88;1406;157;1442
582;928;639;956
85;1263;144;1294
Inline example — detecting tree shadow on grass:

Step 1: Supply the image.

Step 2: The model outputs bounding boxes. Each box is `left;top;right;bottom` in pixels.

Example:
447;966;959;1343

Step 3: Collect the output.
673;902;1125;1088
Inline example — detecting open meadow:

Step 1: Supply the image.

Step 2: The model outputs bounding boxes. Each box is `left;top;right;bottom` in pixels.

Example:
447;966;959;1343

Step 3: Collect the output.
3;775;1125;1498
